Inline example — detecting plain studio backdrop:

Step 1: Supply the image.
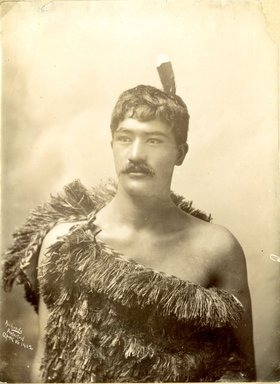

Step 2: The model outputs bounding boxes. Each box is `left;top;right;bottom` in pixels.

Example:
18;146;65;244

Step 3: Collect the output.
1;0;279;381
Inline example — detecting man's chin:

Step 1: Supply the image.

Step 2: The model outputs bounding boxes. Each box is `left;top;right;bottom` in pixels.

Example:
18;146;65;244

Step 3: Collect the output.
119;175;154;196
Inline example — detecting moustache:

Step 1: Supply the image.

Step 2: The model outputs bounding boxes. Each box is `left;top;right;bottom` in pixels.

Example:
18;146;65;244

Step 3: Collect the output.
121;162;155;176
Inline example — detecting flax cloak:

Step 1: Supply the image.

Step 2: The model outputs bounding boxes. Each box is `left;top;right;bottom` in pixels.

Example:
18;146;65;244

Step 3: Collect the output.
3;180;250;382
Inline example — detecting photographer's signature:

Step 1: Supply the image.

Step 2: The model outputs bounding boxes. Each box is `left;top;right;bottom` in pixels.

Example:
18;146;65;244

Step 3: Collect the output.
2;320;33;350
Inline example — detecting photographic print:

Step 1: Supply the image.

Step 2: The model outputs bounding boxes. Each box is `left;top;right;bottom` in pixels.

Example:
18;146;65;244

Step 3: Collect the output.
1;0;279;382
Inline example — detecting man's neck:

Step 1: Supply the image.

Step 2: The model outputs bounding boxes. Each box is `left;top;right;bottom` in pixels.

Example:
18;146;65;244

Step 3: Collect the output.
100;185;177;230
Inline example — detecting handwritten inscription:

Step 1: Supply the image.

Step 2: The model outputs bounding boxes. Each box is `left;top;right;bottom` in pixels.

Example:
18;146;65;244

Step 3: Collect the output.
2;320;33;350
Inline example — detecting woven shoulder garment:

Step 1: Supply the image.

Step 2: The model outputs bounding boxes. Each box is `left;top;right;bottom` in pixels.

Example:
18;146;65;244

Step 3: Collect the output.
3;180;250;382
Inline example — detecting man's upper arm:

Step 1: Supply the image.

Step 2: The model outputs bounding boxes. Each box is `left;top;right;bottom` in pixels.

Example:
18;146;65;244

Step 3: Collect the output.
37;222;76;338
211;227;256;380
32;222;76;382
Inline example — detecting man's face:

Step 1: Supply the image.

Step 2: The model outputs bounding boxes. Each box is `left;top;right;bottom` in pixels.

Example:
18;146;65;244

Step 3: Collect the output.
111;118;187;199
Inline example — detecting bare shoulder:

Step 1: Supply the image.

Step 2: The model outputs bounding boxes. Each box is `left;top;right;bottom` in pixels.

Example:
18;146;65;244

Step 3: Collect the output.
205;222;245;266
187;215;244;256
188;219;255;376
202;221;248;294
185;215;248;291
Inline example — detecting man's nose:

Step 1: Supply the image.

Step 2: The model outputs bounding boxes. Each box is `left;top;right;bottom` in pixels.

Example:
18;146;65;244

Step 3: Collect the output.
128;138;146;162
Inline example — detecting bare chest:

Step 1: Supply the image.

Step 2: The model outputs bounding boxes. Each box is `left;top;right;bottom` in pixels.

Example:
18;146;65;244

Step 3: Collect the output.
97;230;214;287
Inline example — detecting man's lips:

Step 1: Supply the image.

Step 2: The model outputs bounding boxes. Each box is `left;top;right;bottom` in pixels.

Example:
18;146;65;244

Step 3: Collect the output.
127;168;148;174
127;171;149;177
126;170;150;176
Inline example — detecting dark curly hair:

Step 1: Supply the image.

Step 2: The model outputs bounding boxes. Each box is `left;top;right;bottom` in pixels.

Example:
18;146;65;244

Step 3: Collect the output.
110;85;190;145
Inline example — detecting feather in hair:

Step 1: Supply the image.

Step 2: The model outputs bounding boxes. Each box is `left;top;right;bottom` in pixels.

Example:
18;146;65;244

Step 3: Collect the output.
156;54;176;95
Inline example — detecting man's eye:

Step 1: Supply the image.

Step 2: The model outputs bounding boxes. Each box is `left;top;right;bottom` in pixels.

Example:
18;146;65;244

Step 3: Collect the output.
116;136;131;143
147;138;162;144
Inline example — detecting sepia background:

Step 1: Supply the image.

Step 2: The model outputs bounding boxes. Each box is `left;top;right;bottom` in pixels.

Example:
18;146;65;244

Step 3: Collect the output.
1;0;279;382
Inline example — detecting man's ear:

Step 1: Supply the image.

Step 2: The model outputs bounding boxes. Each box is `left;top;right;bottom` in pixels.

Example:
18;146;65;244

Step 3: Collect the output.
175;143;188;166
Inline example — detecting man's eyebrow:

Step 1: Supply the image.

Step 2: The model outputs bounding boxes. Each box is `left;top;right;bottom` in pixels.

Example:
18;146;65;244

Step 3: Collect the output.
115;128;131;134
145;131;168;137
115;128;168;137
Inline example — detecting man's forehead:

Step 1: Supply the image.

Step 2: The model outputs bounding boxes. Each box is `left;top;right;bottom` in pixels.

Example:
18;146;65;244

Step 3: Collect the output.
116;118;172;134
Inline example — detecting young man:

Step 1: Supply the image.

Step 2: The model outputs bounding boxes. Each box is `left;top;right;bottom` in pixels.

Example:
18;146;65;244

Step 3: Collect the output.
4;85;255;382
